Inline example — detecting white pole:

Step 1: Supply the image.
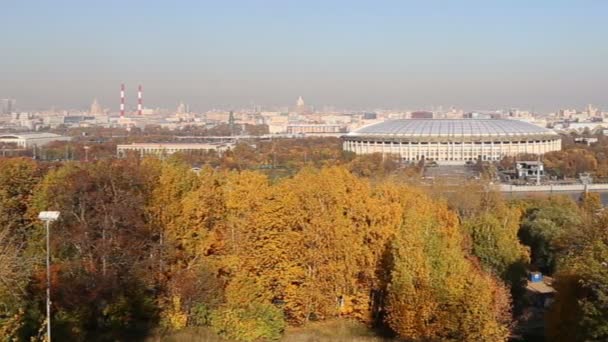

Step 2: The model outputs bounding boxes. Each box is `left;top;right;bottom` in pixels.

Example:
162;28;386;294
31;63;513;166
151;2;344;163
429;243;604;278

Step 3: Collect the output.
38;211;59;342
46;219;51;342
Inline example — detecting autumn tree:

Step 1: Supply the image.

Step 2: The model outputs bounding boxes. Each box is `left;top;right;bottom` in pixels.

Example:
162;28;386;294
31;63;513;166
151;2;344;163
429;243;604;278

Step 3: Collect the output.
579;191;602;217
347;153;399;178
0;158;47;339
0;155;529;341
543;149;598;178
145;158;198;282
158;167;226;330
382;186;511;341
0;228;33;340
0;158;44;238
270;167;399;324
28;160;157;340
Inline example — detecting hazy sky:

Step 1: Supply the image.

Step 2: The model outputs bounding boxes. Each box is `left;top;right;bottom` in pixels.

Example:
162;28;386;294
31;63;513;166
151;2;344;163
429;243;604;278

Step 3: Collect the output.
1;0;607;112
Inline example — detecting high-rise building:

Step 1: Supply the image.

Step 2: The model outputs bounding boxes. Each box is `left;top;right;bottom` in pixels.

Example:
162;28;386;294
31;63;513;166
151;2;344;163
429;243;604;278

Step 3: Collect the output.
1;99;16;115
177;102;188;114
90;98;103;115
587;104;600;117
295;96;311;114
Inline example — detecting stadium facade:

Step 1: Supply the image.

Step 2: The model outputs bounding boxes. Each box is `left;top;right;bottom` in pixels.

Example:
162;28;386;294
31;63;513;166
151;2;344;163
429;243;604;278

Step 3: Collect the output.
343;119;561;164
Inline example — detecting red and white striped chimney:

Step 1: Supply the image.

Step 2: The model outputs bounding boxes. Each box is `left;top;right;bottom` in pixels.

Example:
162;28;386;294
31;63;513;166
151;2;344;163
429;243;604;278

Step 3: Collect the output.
120;83;125;117
137;85;143;115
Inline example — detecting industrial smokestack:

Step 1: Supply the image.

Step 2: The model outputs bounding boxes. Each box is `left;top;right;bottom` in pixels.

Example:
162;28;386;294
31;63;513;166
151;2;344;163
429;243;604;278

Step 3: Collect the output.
120;83;125;117
137;85;142;115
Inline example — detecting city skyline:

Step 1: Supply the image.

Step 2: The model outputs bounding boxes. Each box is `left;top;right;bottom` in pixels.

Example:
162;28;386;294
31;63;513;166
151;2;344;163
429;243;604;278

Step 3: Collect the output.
1;0;607;111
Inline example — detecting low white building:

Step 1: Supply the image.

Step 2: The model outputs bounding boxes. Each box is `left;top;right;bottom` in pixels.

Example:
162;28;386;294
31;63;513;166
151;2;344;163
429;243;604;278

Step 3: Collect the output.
574;137;599;146
286;124;346;134
554;122;608;133
116;142;233;157
0;132;71;148
516;161;544;180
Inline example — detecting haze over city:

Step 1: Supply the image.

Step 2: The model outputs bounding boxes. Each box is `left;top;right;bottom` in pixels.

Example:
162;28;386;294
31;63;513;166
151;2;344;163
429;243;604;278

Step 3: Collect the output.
2;0;607;111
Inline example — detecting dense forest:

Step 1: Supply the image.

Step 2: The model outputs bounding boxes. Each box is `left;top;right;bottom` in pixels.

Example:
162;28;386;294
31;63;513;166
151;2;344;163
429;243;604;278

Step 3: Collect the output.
0;150;607;341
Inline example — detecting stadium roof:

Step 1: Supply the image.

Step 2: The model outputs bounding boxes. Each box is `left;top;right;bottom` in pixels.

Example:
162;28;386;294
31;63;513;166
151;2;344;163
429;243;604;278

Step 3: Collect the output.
348;119;556;138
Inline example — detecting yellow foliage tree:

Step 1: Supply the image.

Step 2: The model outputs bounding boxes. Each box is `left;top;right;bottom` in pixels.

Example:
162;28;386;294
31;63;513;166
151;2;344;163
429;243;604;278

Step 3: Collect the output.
382;185;511;341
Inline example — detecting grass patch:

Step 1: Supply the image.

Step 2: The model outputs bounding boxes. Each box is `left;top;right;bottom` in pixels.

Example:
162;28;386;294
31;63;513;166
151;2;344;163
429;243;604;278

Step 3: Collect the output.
282;319;393;342
144;326;227;342
145;319;393;342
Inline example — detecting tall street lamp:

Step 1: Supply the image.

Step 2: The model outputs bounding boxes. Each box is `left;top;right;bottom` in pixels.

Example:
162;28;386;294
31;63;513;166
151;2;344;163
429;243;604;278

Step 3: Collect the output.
38;211;60;342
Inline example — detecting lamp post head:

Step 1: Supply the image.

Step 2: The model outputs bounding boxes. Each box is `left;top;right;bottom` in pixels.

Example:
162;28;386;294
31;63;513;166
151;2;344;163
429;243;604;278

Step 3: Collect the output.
38;211;60;222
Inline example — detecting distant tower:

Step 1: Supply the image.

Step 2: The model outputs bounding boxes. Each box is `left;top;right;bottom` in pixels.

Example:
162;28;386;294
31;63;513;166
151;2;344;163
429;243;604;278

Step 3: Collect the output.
177;102;187;114
0;99;16;115
120;84;125;117
295;96;309;114
90;98;103;115
229;111;236;136
137;85;143;115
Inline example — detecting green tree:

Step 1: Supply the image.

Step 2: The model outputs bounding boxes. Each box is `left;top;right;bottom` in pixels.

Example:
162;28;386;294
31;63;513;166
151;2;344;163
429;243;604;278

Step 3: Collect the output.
461;198;530;307
463;207;529;278
547;236;608;341
519;196;583;274
210;303;285;341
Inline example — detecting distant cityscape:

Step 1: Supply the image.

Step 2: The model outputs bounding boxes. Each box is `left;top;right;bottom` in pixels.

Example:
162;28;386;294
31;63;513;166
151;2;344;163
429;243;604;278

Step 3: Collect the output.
1;89;607;136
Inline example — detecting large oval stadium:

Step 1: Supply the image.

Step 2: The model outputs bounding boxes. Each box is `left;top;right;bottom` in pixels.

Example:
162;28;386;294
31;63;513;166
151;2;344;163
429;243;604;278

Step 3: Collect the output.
343;119;561;164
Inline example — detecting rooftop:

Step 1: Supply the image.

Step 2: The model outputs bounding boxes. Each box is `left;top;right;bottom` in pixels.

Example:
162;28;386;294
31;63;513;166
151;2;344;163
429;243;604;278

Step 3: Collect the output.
526;276;555;295
349;119;556;138
0;132;67;139
117;143;232;148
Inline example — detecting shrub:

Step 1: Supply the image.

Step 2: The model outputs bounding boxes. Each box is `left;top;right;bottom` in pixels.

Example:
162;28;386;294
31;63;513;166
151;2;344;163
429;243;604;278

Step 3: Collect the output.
210;303;285;341
189;302;212;327
160;296;188;331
